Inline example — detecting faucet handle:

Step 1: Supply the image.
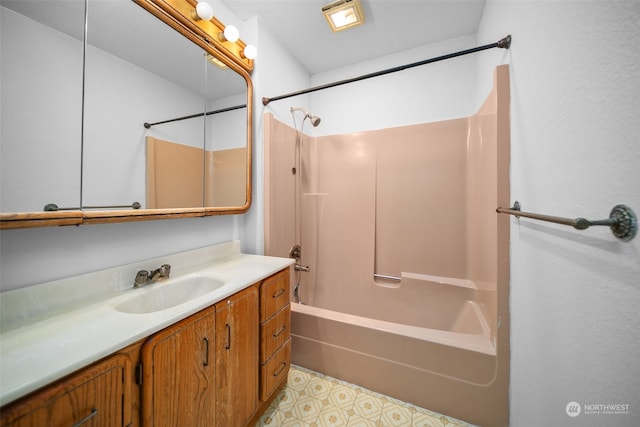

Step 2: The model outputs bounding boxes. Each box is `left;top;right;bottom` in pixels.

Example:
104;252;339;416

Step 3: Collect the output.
134;270;150;287
159;264;171;278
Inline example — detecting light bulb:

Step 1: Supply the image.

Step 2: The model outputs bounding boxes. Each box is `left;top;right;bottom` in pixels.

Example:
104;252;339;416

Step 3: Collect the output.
194;1;213;21
242;44;257;60
220;25;239;42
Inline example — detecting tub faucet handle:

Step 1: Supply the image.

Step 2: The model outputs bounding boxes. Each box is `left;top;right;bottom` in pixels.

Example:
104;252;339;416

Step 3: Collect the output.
289;245;302;261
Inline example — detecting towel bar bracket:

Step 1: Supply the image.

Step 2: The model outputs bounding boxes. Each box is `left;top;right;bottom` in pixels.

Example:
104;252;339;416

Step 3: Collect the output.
608;204;638;241
497;201;637;242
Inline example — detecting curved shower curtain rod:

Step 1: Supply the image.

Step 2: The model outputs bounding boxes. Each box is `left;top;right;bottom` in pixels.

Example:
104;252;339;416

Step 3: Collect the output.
262;35;511;106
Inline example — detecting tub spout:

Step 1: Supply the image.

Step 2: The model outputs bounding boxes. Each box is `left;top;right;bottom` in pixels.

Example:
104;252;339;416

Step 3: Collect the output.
295;264;310;272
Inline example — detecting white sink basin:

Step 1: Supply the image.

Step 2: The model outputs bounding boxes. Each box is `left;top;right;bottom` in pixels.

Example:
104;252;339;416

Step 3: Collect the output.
115;275;225;314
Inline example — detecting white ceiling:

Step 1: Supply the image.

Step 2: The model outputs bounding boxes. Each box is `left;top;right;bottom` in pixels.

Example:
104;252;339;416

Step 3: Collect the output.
220;0;487;74
3;0;486;96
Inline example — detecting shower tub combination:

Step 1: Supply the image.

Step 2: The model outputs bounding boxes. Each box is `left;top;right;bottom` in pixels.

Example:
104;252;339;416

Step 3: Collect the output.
264;66;510;426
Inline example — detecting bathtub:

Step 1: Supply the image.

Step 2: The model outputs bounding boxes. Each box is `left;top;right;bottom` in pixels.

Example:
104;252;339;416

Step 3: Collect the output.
266;65;511;426
290;279;506;426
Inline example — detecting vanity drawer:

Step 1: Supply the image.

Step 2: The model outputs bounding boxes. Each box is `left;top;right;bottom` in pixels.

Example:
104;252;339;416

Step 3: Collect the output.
260;339;291;401
260;305;290;363
259;269;290;321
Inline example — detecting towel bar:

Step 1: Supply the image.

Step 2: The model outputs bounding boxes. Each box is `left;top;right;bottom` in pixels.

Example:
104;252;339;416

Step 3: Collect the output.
496;201;637;241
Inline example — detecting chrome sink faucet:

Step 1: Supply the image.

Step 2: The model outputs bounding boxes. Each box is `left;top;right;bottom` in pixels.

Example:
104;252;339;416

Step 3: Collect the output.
134;264;171;288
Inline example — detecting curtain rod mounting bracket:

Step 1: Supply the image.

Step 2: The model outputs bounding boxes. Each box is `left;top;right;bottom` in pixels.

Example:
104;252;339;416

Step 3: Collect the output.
497;35;511;49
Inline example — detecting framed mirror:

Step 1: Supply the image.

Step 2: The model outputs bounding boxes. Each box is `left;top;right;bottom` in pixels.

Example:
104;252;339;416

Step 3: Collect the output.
0;0;253;229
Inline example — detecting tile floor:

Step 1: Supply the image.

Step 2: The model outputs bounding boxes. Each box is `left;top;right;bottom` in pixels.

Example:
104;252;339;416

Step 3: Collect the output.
255;365;474;427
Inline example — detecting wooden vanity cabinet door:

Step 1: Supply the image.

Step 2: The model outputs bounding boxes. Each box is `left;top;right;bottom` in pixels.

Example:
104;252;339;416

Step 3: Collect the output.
0;354;130;427
141;307;215;427
215;284;259;427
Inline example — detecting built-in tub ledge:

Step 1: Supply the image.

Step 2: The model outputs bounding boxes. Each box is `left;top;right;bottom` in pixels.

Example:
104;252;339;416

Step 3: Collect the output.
0;241;293;407
373;271;477;289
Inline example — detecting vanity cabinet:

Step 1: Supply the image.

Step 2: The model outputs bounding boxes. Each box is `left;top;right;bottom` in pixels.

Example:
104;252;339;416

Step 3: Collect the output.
258;269;291;401
0;353;132;427
215;285;259;427
0;266;291;427
140;307;215;427
140;284;259;427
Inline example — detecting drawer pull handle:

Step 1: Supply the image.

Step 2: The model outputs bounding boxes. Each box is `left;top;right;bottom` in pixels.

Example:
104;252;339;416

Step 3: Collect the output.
272;325;287;338
203;337;209;366
273;362;288;377
272;288;285;299
71;408;98;427
225;324;231;350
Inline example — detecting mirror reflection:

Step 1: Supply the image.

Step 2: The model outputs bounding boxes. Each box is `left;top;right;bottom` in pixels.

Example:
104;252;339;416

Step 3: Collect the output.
1;0;84;213
1;0;249;217
203;56;248;208
83;0;208;210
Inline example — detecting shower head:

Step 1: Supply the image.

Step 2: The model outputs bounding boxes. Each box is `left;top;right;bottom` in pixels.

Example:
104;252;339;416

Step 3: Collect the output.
291;107;322;127
308;114;321;127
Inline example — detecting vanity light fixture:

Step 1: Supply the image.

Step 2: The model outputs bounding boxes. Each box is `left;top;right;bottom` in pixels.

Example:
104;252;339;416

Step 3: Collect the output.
322;0;365;32
219;25;239;42
193;0;214;21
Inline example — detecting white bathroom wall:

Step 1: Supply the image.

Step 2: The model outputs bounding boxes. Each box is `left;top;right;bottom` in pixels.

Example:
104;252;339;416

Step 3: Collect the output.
240;15;313;254
309;34;478;136
476;2;640;426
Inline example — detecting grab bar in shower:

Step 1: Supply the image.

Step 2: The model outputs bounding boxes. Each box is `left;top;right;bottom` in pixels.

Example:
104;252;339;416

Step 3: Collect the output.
373;273;401;281
496;201;637;241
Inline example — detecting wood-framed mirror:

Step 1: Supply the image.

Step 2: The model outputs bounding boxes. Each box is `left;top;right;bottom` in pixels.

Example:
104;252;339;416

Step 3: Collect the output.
0;0;253;229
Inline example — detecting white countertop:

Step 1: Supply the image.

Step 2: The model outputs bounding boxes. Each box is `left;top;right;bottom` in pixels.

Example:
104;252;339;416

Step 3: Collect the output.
0;241;293;406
